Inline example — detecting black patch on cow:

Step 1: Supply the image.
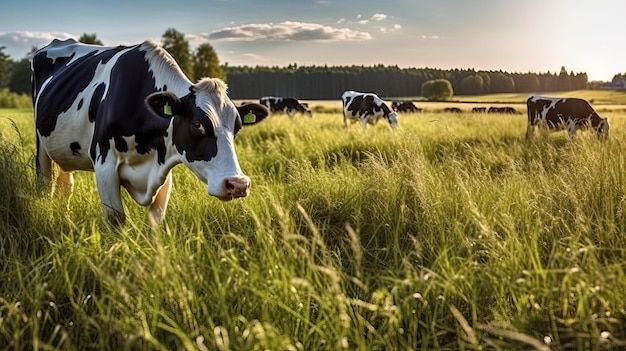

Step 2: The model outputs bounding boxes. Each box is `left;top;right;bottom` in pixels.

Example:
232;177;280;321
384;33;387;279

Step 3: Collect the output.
33;40;128;137
89;83;106;123
84;44;171;164
77;98;83;110
70;142;81;155
171;94;219;162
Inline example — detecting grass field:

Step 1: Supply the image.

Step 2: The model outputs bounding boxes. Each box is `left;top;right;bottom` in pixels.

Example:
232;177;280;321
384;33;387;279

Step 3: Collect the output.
1;96;626;349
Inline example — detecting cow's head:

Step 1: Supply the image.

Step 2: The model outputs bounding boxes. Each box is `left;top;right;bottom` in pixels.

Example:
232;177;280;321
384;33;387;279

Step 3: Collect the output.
594;117;610;140
146;78;258;201
388;111;399;129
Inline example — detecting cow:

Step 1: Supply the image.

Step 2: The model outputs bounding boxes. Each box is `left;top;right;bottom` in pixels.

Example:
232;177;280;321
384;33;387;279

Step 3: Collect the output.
259;96;312;118
526;96;609;140
488;106;517;114
392;101;422;113
472;107;487;113
341;91;398;129
443;107;462;113
31;38;264;225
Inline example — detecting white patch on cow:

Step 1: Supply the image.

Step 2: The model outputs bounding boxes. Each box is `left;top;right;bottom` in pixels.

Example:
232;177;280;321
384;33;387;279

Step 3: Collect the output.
141;41;192;95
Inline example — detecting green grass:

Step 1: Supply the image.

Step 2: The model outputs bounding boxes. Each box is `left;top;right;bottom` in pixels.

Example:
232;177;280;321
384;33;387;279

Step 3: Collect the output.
1;106;626;350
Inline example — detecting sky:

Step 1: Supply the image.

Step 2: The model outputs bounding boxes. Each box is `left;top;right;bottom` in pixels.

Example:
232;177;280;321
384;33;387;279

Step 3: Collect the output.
1;0;624;82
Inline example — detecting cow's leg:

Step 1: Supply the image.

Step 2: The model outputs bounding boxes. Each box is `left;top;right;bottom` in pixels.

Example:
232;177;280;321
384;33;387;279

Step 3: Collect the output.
36;136;53;193
94;163;125;225
360;113;369;130
56;171;74;196
343;113;350;128
525;123;534;140
148;171;172;225
56;170;75;209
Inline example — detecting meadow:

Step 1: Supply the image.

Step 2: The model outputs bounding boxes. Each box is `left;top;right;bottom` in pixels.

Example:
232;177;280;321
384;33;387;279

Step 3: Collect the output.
1;93;626;350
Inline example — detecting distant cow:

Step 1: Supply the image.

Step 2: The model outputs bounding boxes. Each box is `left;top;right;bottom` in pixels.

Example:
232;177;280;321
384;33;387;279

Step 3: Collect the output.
341;91;398;129
526;96;609;140
472;107;487;113
488;106;517;114
392;101;422;113
32;39;262;225
443;107;462;113
260;96;312;118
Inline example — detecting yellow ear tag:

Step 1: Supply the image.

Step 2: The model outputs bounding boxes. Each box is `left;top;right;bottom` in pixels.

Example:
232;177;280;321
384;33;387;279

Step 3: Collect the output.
243;111;257;123
164;102;172;116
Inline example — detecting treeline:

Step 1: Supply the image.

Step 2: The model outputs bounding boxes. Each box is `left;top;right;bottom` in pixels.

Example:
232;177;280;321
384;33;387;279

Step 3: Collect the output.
225;64;589;99
0;27;594;104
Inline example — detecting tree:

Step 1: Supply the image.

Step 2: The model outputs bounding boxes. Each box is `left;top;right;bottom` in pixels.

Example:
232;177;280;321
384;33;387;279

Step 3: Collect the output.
557;66;571;91
78;33;103;45
460;74;484;95
193;43;225;81
421;79;453;101
9;57;32;95
161;28;193;78
0;47;11;89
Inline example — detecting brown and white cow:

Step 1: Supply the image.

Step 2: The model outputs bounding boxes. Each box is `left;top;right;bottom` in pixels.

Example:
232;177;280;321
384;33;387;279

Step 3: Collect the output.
341;91;398;129
526;96;609;140
32;39;264;225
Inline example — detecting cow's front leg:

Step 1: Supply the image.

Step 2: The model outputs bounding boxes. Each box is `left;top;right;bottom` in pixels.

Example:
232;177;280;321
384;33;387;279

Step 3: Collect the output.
36;137;54;194
360;113;370;130
148;171;173;225
94;163;125;225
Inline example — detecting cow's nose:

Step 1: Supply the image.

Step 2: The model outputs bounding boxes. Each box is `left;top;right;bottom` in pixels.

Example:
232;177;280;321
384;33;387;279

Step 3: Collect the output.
224;176;250;198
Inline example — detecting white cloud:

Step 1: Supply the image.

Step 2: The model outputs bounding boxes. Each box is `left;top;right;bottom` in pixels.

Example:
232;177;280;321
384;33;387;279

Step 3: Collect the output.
0;31;75;58
370;14;388;22
208;21;371;41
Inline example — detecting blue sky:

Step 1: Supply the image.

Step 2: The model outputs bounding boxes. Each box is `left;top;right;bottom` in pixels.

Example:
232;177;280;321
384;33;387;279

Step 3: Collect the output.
1;0;624;81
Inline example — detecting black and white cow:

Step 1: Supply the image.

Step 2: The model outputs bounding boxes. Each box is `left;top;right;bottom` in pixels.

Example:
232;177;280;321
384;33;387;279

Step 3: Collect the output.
392;100;421;113
259;96;312;118
341;91;398;129
526;96;609;140
32;38;263;225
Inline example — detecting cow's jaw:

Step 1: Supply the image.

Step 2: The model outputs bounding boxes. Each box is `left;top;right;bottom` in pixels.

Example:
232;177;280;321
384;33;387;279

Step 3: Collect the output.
181;132;251;201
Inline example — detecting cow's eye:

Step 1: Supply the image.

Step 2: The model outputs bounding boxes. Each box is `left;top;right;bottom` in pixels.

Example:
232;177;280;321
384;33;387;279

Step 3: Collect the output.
192;121;207;135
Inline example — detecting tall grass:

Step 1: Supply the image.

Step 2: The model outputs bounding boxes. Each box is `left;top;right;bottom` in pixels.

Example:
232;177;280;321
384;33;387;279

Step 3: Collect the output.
1;108;626;350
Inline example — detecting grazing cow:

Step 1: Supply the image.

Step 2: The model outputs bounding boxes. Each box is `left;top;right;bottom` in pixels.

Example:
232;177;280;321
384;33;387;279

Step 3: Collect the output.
488;106;517;114
341;91;398;129
443;107;462;113
392;101;422;113
32;38;263;225
472;107;487;113
526;96;609;140
259;96;312;118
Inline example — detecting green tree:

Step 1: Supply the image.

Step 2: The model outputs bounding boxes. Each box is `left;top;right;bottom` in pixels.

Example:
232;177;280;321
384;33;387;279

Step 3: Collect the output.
0;47;11;89
193;43;225;81
9;57;32;95
78;33;103;45
161;28;193;78
421;79;453;101
460;74;484;94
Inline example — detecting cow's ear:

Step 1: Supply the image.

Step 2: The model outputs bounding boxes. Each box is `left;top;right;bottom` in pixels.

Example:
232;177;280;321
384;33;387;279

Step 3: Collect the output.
145;91;183;118
237;102;269;125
